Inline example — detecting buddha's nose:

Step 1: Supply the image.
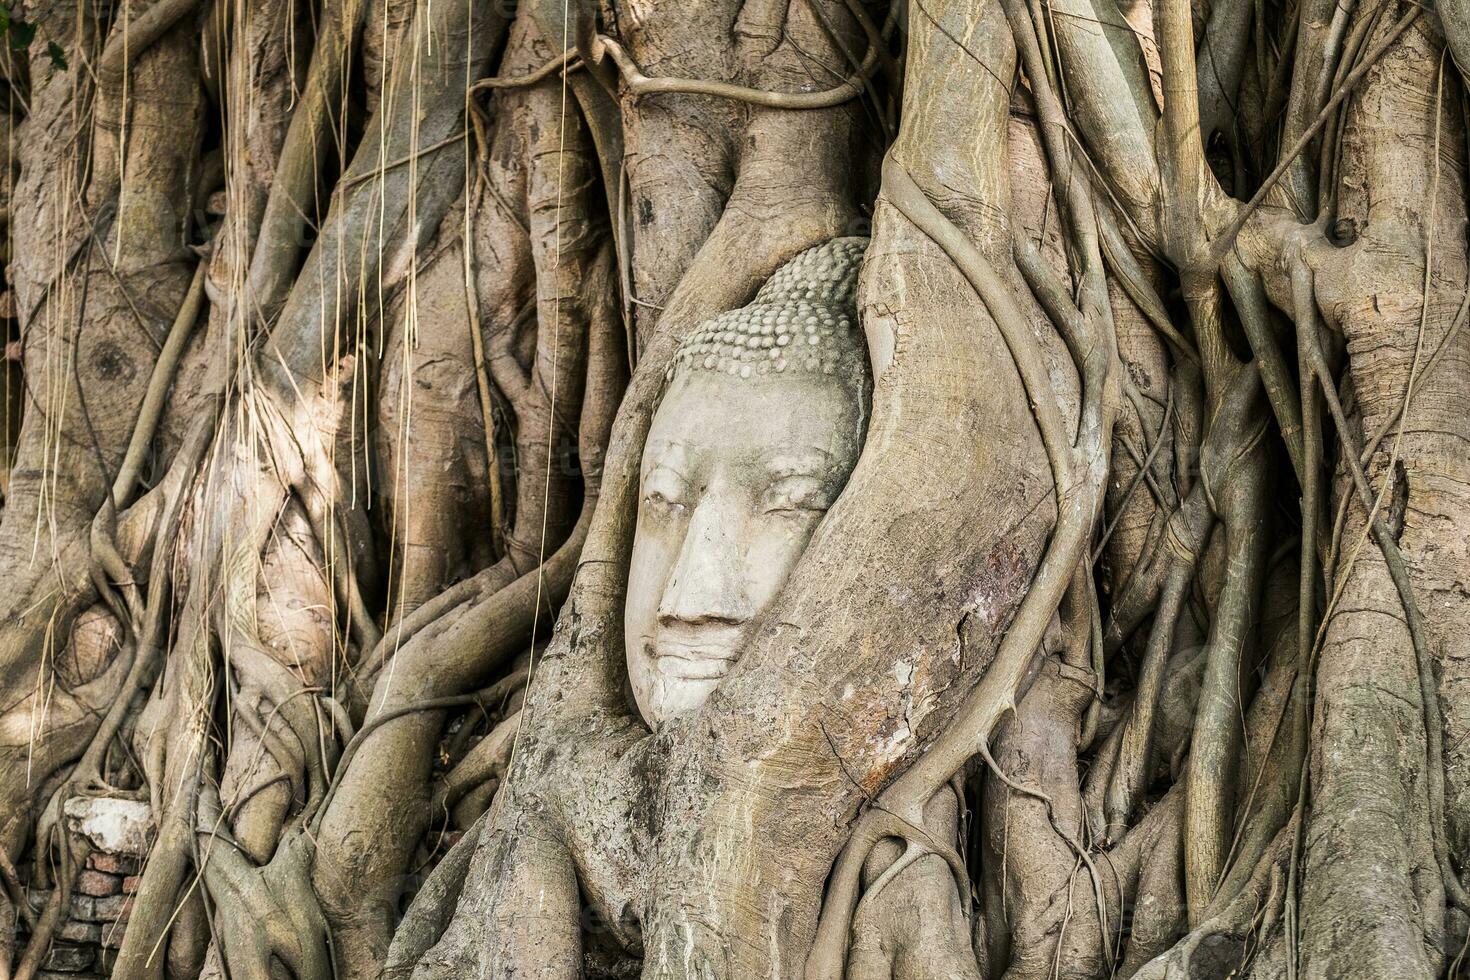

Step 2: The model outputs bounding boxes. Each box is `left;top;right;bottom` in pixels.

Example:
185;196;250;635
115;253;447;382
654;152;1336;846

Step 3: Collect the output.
657;496;752;628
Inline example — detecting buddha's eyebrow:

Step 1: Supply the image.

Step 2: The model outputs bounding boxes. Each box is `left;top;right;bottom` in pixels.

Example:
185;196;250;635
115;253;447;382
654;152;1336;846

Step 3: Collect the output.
641;450;693;484
763;448;837;476
643;438;690;466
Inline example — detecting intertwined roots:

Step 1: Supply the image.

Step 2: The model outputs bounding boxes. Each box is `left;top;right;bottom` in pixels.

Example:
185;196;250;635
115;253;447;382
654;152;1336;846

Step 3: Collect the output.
1;0;1467;978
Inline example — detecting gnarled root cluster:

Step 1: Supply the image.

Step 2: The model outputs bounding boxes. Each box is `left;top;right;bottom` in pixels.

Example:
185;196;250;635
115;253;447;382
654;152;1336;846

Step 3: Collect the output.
0;0;1467;978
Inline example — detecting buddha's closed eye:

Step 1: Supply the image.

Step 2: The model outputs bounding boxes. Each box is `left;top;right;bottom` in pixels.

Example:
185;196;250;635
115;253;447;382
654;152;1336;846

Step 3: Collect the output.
641;468;690;515
643;489;685;514
763;476;832;515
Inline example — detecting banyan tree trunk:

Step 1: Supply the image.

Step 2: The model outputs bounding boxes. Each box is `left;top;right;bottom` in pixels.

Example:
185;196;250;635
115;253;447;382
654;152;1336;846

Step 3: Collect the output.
0;0;1466;978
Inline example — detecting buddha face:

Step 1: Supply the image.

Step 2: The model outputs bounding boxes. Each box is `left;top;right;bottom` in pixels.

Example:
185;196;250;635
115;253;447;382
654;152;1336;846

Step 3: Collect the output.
624;366;866;726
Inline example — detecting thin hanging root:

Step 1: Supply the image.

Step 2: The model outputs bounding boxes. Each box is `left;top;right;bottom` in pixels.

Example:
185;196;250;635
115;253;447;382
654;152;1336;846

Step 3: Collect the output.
112;259;207;509
1314;0;1384;215
355;557;517;683
1116;426;1171;512
1293;264;1470;912
1002;0;1128;395
1103;512;1176;650
1209;6;1422;261
33;416;214;874
0;845;36;932
461;180;506;557
1182;416;1271;921
193;789;332;980
801;0;894;139
468;49;583;95
333;132;470;193
89;505;143;625
380;818;487;978
838;0;902;83
116;464;262;979
299;480;380;654
1093;387;1175;564
1133;823;1293;980
441;665;528;762
805;156;1113;980
820;806;970;925
589;32;880;109
1224;256;1305;479
306;688;509;832
246;0;372;318
431;708;520;814
1104;560;1192;841
1095;202;1200;364
847;838;954;936
1080;574;1106;750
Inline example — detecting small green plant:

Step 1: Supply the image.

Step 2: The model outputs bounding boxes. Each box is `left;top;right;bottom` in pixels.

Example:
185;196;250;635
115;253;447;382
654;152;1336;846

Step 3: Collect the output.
0;2;67;69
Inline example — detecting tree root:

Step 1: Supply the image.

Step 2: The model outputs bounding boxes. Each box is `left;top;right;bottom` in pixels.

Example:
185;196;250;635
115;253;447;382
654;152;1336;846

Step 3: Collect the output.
807;147;1118;980
590;31;880;109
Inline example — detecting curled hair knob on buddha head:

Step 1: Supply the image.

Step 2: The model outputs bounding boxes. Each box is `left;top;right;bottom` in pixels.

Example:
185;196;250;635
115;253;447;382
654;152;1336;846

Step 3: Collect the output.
663;237;870;391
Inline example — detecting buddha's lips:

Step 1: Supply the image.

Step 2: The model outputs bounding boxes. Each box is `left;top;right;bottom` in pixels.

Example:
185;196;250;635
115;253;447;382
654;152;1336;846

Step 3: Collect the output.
651;638;741;680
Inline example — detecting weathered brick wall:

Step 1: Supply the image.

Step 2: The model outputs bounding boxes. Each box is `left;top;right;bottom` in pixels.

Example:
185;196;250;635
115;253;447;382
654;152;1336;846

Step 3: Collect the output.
16;797;150;979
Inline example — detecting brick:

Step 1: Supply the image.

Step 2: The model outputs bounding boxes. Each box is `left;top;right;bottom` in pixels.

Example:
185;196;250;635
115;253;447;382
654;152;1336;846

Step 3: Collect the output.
99;920;129;949
120;875;140;894
90;894;132;922
56;919;101;944
74;870;121;897
41;943;94;972
87;852;142;876
69;894;96;920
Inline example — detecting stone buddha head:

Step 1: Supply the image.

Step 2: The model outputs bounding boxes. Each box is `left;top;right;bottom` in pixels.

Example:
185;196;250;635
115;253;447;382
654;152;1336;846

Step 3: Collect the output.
625;238;871;727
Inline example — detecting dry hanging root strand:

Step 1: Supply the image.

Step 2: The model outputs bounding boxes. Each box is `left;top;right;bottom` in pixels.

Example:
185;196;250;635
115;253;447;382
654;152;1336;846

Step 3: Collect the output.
3;0;1470;975
305;42;625;977
95;2;511;977
808;0;1446;971
568;0;898;111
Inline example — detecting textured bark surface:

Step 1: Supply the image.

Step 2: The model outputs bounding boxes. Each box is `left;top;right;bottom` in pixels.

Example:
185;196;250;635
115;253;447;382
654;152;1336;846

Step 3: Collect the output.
0;0;1466;978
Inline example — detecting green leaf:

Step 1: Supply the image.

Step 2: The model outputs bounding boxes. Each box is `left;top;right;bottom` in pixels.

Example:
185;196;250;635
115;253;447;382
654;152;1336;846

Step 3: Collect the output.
0;4;10;33
46;40;64;70
7;18;35;50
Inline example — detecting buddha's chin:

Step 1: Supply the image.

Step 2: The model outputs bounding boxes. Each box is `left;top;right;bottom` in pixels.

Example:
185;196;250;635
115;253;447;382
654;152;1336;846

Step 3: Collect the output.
632;634;742;724
651;675;724;723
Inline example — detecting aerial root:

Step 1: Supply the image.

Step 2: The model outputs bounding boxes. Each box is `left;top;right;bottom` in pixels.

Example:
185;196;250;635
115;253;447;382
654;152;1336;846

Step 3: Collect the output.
469;49;584;96
1291;258;1470;913
1131;824;1293;980
807;151;1116;980
15;832;91;980
586;23;884;109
